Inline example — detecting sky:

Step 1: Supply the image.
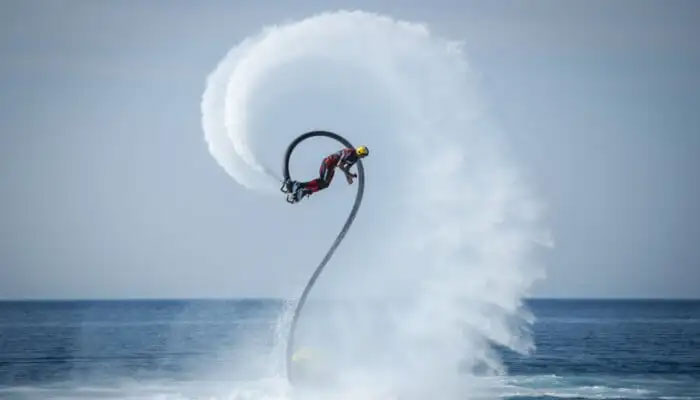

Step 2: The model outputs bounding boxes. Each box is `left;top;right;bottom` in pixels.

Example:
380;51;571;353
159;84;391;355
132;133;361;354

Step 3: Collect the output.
1;0;698;299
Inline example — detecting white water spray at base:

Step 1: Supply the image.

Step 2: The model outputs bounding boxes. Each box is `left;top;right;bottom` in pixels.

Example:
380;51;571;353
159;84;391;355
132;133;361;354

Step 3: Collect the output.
202;10;550;400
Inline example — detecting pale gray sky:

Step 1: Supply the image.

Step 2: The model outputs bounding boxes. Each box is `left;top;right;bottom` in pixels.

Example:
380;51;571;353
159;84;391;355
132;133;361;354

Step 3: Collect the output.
1;0;698;299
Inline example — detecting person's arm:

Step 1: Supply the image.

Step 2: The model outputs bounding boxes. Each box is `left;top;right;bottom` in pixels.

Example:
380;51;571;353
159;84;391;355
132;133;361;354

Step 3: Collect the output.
339;162;357;184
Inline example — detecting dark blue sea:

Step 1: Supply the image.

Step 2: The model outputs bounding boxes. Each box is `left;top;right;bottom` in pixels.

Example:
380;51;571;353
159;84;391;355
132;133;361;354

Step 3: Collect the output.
0;299;698;399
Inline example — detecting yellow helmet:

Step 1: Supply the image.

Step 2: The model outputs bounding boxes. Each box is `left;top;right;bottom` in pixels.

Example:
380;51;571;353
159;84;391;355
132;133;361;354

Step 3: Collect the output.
356;145;369;157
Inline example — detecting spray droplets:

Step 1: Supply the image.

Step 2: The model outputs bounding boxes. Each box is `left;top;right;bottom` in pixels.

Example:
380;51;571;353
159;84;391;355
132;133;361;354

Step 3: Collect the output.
202;10;547;399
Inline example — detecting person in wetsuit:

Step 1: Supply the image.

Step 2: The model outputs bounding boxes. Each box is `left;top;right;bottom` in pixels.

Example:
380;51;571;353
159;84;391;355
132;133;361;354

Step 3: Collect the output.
292;145;369;201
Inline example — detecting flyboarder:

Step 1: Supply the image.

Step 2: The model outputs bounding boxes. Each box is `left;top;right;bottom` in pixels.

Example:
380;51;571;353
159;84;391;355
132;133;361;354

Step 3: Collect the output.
283;145;369;203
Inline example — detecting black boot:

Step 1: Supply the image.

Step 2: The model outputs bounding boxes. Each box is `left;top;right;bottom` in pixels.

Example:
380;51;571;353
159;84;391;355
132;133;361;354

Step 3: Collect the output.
293;187;312;203
281;179;295;193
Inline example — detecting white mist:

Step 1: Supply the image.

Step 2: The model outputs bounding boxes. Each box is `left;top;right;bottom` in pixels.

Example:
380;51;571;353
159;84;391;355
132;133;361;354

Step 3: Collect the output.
201;10;550;399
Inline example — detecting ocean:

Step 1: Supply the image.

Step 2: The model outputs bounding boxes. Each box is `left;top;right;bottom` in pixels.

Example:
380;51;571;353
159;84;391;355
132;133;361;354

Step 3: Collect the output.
0;299;698;399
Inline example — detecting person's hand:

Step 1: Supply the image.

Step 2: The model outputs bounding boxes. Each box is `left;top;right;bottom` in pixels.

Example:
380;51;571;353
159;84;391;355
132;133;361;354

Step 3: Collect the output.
346;174;354;184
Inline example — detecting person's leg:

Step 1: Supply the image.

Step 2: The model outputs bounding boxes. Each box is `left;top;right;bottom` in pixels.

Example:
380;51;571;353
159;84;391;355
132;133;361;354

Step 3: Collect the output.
299;160;334;194
317;160;335;190
301;179;321;192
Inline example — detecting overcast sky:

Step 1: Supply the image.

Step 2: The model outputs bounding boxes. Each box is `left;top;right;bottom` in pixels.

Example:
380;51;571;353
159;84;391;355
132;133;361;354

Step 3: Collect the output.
1;0;698;299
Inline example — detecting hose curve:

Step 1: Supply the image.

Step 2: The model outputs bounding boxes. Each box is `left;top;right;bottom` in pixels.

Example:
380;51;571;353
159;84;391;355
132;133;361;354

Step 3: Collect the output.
283;130;365;382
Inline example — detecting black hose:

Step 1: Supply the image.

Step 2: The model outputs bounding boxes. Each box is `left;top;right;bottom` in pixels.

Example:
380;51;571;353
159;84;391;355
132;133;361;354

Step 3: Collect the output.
283;131;365;382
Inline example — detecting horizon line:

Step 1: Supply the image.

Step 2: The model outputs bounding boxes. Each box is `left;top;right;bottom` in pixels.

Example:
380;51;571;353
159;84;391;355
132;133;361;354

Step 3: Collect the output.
0;296;698;302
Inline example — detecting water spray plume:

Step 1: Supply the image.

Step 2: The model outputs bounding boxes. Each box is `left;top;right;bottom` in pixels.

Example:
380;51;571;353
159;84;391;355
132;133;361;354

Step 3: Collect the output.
202;10;550;399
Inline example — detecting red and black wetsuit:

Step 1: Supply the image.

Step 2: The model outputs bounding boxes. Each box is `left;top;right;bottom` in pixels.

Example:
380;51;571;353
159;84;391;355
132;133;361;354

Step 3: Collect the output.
301;148;359;193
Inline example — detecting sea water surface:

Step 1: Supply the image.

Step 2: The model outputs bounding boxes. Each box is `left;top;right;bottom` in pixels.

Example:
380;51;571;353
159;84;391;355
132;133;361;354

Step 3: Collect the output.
0;299;698;399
